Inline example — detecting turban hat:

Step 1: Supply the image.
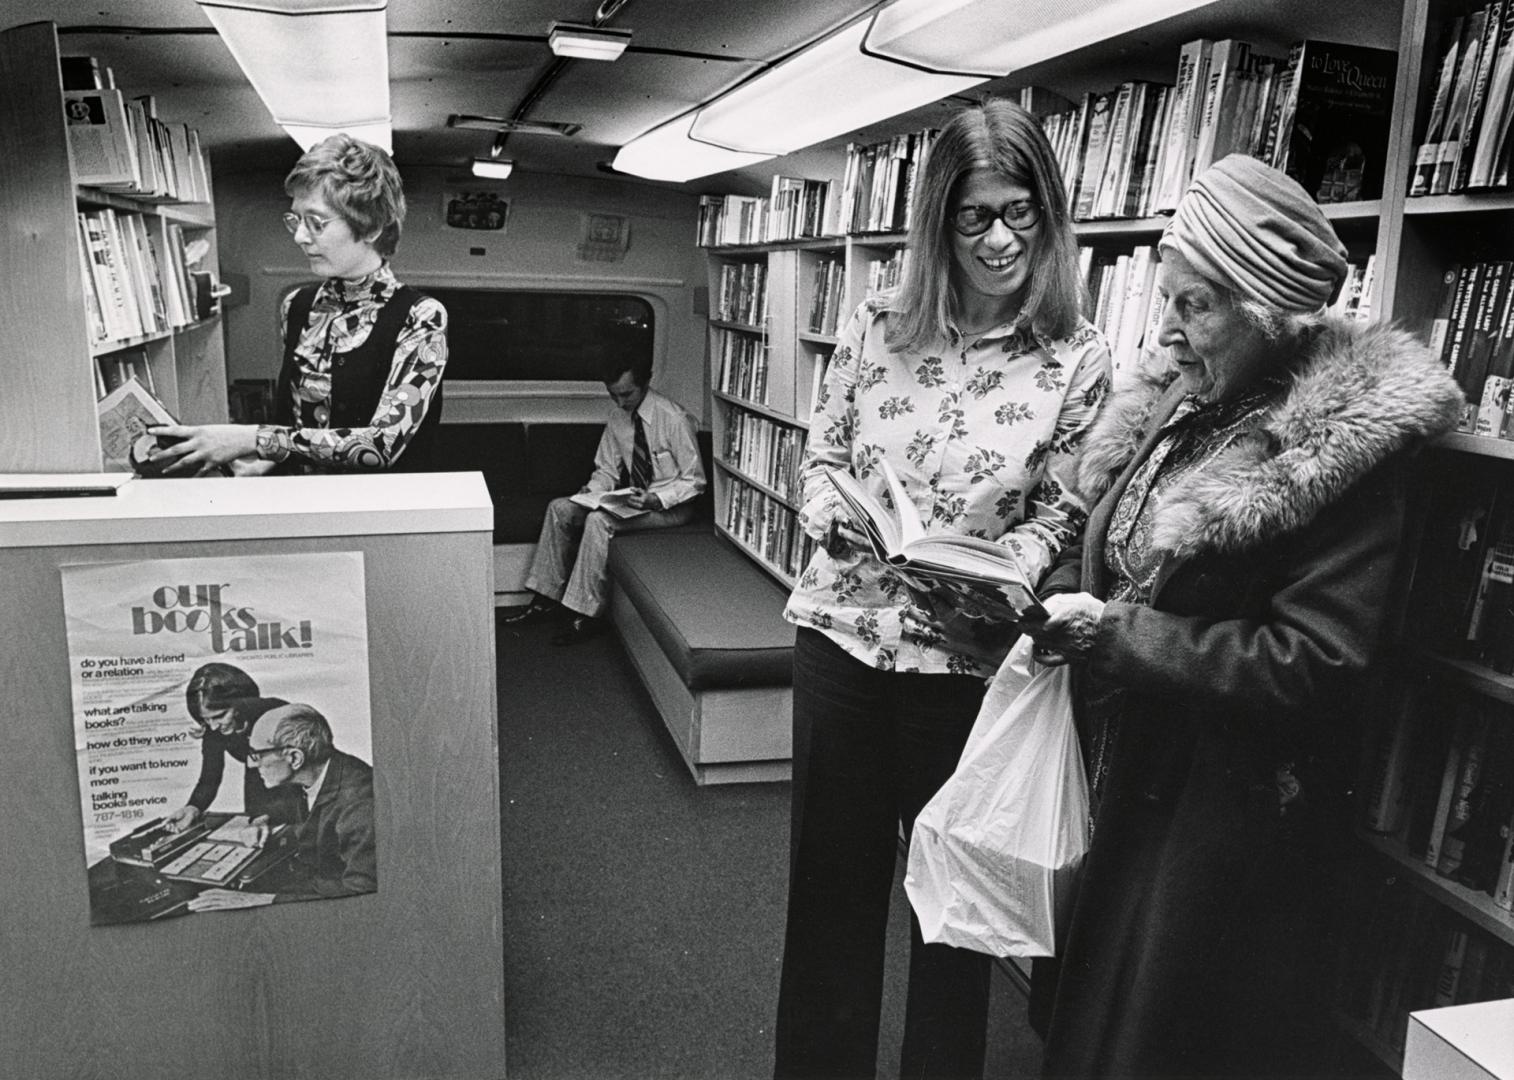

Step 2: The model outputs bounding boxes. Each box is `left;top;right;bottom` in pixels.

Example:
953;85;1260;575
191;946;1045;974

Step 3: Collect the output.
1159;153;1349;313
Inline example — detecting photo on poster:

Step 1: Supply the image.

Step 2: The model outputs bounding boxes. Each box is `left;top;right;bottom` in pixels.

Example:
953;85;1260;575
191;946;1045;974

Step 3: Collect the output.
60;551;374;925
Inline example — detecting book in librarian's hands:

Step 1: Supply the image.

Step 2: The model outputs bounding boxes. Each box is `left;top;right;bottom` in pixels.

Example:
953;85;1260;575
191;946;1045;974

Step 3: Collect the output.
824;459;1046;621
569;487;649;519
94;375;209;477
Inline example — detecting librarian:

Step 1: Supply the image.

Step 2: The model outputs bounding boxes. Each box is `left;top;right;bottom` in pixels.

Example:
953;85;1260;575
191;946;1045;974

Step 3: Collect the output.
147;134;447;475
774;99;1111;1080
1021;154;1465;1078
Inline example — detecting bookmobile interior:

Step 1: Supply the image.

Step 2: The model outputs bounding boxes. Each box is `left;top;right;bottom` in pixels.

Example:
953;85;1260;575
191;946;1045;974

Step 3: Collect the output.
4;0;1514;1077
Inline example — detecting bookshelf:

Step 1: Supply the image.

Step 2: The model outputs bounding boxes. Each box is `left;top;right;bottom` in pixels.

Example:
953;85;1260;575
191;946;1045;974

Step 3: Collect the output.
691;0;1514;1070
0;21;228;474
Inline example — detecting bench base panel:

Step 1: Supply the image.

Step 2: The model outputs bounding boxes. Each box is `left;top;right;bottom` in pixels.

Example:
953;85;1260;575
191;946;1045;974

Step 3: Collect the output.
611;582;791;786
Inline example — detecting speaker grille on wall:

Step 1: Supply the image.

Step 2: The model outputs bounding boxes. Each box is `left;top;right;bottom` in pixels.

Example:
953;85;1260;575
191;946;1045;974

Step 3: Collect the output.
692;285;709;316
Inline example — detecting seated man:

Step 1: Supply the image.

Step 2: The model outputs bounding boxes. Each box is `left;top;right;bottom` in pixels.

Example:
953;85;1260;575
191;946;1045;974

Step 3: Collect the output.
504;350;705;645
187;703;377;910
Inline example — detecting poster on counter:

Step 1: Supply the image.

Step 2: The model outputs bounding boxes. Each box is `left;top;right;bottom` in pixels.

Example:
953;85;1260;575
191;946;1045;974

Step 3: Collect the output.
61;552;376;925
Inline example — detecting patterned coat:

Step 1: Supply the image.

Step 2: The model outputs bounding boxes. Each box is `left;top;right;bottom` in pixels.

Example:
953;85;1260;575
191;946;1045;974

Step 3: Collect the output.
1036;317;1463;1078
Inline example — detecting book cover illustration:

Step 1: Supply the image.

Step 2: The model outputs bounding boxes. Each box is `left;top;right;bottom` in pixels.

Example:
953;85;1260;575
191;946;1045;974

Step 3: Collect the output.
1276;40;1398;202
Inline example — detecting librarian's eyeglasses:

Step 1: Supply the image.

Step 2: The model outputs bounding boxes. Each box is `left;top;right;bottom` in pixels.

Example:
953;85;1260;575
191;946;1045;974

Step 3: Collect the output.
949;201;1043;236
282;211;333;238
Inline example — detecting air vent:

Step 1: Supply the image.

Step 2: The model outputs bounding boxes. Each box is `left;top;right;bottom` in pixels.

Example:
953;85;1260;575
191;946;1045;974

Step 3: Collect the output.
447;114;582;138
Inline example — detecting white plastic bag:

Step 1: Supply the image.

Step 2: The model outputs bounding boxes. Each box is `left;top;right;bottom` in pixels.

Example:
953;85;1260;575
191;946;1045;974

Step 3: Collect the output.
905;637;1089;957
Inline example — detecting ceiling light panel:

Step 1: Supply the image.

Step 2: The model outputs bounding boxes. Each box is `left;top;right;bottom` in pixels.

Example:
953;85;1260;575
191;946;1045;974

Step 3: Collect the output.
548;22;632;61
864;0;1225;77
612;113;773;182
688;17;981;157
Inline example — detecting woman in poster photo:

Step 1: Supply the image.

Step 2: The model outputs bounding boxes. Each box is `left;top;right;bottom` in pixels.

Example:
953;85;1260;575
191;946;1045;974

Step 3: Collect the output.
164;662;301;832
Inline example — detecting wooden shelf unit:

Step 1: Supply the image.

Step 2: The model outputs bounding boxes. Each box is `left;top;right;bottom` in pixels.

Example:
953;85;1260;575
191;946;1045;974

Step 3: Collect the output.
0;21;228;474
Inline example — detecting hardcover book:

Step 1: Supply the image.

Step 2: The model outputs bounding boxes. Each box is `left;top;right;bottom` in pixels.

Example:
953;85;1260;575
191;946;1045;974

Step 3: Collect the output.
1274;40;1398;202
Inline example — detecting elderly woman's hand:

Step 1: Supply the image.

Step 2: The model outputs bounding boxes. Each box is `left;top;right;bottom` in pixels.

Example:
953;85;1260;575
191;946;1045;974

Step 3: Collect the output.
1018;592;1106;665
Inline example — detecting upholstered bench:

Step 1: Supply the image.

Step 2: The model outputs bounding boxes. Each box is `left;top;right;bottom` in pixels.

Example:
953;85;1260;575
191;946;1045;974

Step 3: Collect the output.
607;529;793;785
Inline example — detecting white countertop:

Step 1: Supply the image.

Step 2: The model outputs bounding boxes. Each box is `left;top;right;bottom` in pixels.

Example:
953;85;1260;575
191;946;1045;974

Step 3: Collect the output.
0;472;494;548
1405;999;1514;1080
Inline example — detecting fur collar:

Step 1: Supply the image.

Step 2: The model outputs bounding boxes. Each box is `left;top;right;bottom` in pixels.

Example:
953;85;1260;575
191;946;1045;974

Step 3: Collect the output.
1078;317;1464;557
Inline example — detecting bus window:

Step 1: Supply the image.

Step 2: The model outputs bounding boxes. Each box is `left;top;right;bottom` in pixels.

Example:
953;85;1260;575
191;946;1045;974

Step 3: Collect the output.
421;289;653;382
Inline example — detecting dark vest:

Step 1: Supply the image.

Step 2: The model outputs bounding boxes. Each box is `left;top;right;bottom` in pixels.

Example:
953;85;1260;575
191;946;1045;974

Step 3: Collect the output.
276;283;444;472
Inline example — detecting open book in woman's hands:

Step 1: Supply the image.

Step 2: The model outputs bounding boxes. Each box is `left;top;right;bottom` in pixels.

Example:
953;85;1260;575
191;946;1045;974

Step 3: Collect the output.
825;460;1047;621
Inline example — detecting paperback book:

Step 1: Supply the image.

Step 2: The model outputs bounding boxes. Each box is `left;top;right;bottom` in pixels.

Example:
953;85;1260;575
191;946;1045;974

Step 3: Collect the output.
825;460;1046;619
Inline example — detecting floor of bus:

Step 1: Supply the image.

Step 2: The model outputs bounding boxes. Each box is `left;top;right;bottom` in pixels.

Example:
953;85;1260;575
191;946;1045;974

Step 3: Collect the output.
496;609;1044;1079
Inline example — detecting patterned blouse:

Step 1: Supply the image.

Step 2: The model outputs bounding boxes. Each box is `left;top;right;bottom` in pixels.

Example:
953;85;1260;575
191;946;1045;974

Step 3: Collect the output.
255;264;448;470
784;297;1112;676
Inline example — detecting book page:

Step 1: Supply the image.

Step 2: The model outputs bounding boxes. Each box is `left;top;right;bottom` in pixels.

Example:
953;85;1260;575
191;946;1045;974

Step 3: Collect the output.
570;488;648;518
825;466;903;557
878;459;930;547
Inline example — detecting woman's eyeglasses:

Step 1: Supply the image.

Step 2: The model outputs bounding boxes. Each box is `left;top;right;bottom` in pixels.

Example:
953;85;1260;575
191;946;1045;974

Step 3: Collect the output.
948;201;1043;236
282;211;333;237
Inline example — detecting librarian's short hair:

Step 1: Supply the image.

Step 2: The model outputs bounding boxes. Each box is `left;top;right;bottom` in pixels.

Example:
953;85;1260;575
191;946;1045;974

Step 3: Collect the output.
285;134;406;257
888;99;1085;352
270;703;335;767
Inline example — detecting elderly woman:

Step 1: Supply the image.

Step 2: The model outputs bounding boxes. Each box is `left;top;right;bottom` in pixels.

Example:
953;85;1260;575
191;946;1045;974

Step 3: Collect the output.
775;99;1110;1080
149;134;447;474
1022;154;1463;1078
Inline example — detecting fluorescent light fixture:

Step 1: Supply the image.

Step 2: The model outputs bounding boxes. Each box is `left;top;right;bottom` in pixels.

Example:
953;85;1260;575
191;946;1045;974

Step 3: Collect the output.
548;22;632;61
196;0;391;151
471;156;515;180
863;0;1224;78
612;113;774;182
687;16;982;157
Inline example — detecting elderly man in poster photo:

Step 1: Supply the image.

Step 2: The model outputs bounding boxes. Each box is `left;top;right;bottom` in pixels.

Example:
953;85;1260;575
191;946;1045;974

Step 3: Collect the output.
188;703;376;911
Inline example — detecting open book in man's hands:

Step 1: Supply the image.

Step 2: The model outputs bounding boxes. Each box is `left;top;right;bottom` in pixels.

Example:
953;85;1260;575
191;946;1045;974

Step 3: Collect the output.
825;460;1047;620
570;487;649;519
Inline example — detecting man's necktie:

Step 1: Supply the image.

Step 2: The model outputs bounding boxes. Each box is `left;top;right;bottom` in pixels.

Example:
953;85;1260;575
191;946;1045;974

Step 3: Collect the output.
631;413;654;489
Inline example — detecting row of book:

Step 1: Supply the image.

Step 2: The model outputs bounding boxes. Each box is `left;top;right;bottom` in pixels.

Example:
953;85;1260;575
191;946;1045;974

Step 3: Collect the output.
1045;37;1394;223
1082;243;1375;381
1361;692;1514;906
1411;1;1514;197
1428;261;1514;437
720;406;807;503
715;329;770;406
62;54;211;202
713;260;768;326
91;348;154;402
766;175;843;243
839;130;936;236
806;255;845;337
722;477;815;581
76;208;205;347
695;130;937;247
1407;461;1514;664
1331;881;1513;1057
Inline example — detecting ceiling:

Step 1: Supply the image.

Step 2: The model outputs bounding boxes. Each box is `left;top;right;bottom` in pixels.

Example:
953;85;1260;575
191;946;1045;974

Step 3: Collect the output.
3;0;1405;193
3;0;912;191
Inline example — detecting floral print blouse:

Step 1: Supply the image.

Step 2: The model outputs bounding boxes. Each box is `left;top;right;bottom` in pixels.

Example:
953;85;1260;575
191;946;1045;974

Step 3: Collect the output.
784;297;1111;676
256;264;448;470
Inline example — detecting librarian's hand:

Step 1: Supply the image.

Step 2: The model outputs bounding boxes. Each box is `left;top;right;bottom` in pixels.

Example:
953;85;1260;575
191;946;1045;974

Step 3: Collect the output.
1019;592;1106;661
148;423;258;475
164;805;202;833
187;889;275;912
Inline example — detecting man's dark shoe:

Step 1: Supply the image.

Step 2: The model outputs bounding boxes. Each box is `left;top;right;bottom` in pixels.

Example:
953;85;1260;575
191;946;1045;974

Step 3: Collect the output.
551;615;608;646
500;599;558;625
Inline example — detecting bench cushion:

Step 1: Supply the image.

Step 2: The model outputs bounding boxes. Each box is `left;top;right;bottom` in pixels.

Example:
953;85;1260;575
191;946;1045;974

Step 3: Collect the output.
609;530;794;691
